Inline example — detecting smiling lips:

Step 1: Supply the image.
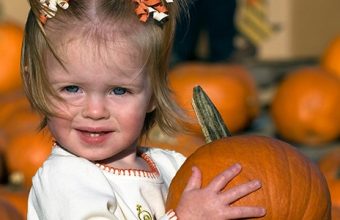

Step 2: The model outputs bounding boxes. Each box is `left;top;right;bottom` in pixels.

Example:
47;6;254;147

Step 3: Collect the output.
77;128;113;145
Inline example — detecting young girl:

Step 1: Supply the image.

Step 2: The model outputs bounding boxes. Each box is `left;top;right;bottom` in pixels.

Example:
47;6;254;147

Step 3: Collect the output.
21;0;266;219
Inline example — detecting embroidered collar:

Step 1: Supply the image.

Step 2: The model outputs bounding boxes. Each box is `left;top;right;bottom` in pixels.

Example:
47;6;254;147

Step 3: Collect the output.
95;152;160;179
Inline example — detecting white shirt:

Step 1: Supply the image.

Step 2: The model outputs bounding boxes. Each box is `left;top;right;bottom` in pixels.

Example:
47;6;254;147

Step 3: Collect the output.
28;145;186;220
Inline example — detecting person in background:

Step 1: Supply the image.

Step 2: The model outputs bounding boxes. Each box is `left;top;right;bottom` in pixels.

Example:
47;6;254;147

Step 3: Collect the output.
171;0;237;66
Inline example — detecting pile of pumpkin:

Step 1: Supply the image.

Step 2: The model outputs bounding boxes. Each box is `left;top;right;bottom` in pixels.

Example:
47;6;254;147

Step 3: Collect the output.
1;13;340;219
142;36;340;219
0;20;53;219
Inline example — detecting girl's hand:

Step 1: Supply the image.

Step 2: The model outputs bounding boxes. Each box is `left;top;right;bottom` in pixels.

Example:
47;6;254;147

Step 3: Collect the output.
174;163;266;220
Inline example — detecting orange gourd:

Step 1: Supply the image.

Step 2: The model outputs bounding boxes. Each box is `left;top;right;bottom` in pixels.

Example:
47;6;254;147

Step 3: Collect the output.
270;67;340;145
4;131;53;188
166;135;331;219
0;94;41;152
321;35;340;79
169;63;259;134
166;86;331;219
318;147;340;208
0;22;23;94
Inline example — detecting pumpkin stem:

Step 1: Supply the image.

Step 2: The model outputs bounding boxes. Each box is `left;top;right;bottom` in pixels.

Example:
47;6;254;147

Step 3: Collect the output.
0;3;3;21
192;85;231;143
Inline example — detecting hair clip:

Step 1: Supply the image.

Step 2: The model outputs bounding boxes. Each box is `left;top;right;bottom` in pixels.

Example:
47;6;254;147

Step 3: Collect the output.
133;0;173;23
39;0;70;24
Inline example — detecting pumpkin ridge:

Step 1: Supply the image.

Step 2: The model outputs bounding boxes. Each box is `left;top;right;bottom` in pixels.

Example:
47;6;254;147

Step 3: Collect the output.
266;138;291;219
301;158;313;220
285;144;301;219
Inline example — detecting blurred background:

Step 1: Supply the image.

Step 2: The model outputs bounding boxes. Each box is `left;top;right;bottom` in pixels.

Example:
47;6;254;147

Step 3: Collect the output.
1;0;340;219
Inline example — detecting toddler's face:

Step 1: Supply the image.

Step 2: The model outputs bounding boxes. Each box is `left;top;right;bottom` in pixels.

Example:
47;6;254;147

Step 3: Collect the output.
45;35;154;162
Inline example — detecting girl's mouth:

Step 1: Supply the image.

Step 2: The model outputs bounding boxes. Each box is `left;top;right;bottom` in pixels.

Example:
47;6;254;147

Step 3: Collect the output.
77;129;113;144
83;131;108;137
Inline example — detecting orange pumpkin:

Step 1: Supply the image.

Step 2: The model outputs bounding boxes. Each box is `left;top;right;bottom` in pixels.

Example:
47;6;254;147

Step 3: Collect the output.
321;35;340;79
140;126;206;157
0;22;23;94
0;91;28;118
0;186;29;218
0;198;23;220
4;131;53;188
0;94;41;152
270;67;340;145
166;135;331;219
318;147;340;208
169;63;259;134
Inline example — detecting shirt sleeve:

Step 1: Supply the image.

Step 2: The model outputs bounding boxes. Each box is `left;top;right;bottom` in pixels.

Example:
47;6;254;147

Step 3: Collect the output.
27;154;119;220
158;209;178;220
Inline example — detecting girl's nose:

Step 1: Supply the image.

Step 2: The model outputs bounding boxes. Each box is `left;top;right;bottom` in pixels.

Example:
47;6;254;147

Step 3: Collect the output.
81;96;110;120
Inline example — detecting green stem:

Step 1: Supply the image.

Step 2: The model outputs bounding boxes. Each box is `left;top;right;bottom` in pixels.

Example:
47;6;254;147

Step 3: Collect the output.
0;3;3;21
192;85;231;143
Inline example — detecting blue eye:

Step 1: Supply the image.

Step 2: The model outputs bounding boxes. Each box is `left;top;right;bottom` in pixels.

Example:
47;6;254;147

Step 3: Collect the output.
64;85;80;93
112;87;127;95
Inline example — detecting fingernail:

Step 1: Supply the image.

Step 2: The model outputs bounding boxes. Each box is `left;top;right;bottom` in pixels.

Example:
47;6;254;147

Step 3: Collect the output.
253;180;261;187
232;163;241;170
260;208;266;215
191;166;198;172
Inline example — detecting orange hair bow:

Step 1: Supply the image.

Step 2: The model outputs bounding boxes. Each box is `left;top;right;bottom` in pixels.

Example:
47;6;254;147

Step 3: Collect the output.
133;0;173;23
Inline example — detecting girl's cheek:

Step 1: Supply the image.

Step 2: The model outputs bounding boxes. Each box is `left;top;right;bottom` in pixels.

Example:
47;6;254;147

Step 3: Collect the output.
48;99;77;119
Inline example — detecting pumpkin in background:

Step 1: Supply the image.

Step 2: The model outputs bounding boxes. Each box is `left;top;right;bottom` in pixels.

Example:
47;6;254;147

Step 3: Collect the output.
318;147;340;208
140;125;206;157
0;22;23;94
0;198;23;220
0;93;41;152
270;67;340;146
0;92;30;152
166;86;331;219
4;131;53;188
0;186;29;218
321;35;340;79
169;63;260;134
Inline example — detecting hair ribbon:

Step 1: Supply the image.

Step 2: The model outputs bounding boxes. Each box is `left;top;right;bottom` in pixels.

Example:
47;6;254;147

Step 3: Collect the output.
133;0;173;23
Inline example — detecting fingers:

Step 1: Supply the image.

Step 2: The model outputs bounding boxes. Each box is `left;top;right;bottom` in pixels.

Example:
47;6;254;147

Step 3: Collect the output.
224;206;266;219
206;163;242;192
183;166;202;192
222;179;262;204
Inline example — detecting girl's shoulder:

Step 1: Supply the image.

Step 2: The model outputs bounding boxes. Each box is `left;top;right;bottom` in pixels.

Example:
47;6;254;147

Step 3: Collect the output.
39;145;96;172
139;146;186;166
139;147;186;186
32;145;105;188
28;146;117;219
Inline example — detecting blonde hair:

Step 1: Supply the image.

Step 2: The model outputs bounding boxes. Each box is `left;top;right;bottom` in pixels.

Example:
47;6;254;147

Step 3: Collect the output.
21;0;188;135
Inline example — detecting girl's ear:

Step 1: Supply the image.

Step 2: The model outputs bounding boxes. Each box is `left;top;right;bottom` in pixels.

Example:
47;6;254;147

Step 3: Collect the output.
146;97;156;113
